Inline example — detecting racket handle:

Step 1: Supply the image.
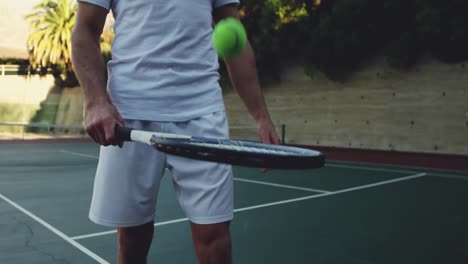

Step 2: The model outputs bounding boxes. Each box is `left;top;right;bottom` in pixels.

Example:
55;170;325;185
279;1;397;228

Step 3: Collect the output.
115;125;133;141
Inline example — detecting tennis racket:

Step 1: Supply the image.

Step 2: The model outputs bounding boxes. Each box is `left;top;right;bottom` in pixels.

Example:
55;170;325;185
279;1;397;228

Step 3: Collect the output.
114;125;325;169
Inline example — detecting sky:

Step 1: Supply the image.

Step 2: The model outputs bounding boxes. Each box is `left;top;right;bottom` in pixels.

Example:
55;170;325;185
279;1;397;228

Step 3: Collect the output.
0;0;41;55
0;1;112;58
0;0;41;15
0;1;78;58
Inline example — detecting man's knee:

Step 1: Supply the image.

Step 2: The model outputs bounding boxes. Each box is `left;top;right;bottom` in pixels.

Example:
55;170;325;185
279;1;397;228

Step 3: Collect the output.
190;221;232;249
190;221;232;264
118;221;154;259
211;232;232;253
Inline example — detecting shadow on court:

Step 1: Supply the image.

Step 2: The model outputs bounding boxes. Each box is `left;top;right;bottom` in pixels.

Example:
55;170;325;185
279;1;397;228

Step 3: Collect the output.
0;143;467;263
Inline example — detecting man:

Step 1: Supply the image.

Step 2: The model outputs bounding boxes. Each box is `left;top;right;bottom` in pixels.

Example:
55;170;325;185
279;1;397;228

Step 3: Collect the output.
72;0;280;263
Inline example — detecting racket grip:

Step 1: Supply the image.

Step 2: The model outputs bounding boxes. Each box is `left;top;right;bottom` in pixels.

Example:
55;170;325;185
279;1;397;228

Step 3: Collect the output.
115;125;133;141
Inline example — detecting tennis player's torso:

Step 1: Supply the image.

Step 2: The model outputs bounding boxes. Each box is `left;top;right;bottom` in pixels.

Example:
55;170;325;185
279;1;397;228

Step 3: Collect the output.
110;0;216;65
107;0;225;121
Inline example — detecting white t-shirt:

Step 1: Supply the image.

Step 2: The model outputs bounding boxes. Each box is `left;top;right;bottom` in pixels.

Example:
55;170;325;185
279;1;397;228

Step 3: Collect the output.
78;0;239;121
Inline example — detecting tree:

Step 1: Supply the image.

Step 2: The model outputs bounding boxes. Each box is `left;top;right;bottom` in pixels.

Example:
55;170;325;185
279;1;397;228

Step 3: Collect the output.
26;0;77;87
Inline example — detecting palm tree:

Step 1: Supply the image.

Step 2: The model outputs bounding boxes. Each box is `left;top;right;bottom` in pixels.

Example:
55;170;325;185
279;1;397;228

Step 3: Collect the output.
100;16;115;63
26;0;77;86
25;1;115;129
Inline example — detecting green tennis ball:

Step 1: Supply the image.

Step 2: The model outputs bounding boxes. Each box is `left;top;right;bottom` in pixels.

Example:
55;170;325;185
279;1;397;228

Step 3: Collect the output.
212;18;247;60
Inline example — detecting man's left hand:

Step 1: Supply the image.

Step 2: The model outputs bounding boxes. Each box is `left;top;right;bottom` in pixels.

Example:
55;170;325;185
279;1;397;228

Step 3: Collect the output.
256;117;281;172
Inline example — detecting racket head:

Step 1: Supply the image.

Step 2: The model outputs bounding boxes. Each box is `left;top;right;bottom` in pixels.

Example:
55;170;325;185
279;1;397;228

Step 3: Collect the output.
150;136;325;169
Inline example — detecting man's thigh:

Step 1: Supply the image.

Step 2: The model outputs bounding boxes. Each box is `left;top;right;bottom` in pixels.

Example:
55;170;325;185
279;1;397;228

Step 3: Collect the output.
166;111;234;224
89;120;167;227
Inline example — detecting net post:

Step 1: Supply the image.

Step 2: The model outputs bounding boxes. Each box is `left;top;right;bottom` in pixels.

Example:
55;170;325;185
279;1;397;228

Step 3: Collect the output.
281;124;286;144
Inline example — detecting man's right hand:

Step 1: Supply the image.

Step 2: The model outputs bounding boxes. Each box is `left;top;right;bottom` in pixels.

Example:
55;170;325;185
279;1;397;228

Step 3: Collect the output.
84;101;125;147
73;2;122;146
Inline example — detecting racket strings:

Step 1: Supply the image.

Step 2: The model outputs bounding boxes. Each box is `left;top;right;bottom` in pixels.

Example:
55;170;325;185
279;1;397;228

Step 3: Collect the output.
188;142;292;155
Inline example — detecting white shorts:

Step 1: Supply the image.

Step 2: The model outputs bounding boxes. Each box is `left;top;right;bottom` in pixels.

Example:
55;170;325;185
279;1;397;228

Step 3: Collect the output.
89;111;234;227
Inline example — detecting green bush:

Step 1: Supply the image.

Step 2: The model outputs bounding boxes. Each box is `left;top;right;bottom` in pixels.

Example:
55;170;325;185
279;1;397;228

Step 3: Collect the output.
239;0;468;82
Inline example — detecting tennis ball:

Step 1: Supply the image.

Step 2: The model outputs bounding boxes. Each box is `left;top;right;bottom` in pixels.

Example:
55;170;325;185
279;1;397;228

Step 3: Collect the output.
212;18;247;60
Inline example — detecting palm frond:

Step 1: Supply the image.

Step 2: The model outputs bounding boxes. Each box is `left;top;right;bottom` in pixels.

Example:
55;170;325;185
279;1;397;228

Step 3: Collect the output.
26;0;76;71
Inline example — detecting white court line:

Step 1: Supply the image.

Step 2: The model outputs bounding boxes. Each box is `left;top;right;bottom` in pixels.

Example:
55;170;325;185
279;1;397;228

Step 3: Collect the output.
0;193;109;264
59;149;99;160
72;173;426;241
234;178;330;193
326;163;418;175
72;218;190;240
327;163;468;180
234;173;426;212
327;159;468;175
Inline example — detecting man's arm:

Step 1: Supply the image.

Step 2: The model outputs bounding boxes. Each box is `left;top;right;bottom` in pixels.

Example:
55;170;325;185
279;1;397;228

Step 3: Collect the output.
72;2;124;146
213;5;280;145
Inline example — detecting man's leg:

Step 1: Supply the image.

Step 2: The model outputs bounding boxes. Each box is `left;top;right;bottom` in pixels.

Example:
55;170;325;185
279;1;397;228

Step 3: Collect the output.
117;221;155;264
190;221;232;264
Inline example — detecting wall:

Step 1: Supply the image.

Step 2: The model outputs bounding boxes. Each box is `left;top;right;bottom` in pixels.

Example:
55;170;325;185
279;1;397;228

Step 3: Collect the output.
0;74;84;129
224;58;468;155
0;74;55;122
55;87;84;127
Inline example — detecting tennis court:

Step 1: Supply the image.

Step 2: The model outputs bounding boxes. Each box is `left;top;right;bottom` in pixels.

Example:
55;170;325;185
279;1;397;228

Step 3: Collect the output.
1;140;467;264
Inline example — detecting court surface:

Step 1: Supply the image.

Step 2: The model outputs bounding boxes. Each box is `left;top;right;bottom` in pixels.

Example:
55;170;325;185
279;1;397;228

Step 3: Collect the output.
0;142;467;264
